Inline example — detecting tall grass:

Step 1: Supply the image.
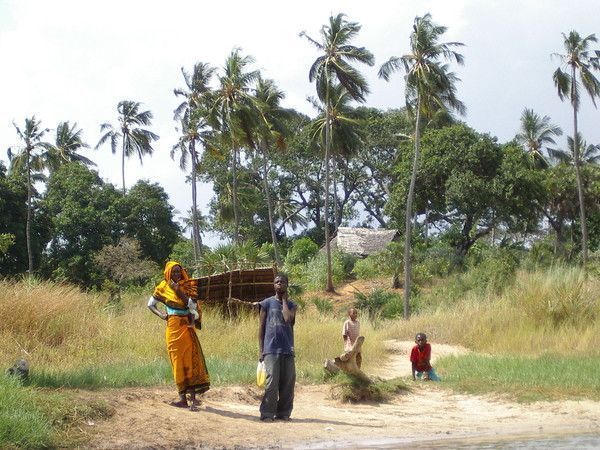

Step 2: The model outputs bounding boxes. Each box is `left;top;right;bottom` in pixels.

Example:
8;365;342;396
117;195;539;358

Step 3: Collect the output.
385;267;600;356
0;280;388;389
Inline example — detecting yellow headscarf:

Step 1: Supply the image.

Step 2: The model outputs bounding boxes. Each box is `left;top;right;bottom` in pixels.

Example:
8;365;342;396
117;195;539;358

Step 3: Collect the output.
153;261;190;308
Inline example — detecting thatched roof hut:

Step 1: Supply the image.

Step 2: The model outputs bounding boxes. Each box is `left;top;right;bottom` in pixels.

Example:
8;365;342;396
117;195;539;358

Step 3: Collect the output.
329;227;400;257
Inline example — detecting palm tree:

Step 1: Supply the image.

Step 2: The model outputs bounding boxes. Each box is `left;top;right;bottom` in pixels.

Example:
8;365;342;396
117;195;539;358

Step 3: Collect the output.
8;117;51;276
254;76;292;266
96;100;159;194
549;133;600;166
301;13;374;292
173;63;215;261
552;30;600;266
308;84;365;228
44;121;95;173
208;49;260;244
379;13;465;318
515;108;562;169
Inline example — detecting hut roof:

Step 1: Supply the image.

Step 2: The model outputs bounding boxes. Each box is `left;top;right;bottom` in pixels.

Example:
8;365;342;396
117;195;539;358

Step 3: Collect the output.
330;227;399;257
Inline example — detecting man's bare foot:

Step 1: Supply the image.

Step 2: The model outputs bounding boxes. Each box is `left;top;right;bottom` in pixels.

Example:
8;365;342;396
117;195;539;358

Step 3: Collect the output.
168;400;189;408
189;400;200;412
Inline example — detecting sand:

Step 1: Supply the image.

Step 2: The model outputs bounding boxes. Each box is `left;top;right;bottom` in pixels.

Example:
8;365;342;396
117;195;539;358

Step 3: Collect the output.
85;340;600;449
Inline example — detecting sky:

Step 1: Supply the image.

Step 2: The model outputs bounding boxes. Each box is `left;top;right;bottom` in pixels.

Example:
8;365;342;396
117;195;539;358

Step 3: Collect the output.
1;0;599;247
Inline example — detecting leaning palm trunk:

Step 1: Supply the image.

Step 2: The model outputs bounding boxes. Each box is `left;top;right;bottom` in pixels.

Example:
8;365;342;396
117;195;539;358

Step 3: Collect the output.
190;140;202;262
332;153;340;231
571;76;588;266
121;136;126;194
231;145;240;244
260;142;281;266
404;96;422;319
324;85;334;292
26;146;33;277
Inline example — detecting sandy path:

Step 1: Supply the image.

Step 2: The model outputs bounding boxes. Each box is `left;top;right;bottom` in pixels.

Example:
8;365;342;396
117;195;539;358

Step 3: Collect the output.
86;341;600;449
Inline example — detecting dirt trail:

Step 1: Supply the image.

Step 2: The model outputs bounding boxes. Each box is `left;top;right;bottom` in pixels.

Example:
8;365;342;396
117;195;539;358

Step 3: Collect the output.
87;341;600;449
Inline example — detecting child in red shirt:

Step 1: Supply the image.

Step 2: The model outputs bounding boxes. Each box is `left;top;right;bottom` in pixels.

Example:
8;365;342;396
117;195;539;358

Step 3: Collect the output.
410;332;440;381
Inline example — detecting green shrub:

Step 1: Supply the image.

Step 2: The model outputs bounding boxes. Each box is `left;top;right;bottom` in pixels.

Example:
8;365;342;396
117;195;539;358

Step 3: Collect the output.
514;267;599;326
465;244;522;294
418;241;460;277
353;256;381;280
312;297;333;314
284;238;319;266
296;251;347;291
354;288;403;320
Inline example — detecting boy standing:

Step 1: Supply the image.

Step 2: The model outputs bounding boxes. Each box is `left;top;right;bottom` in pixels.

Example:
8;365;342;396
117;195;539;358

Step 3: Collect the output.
410;332;440;381
342;308;361;368
258;273;297;421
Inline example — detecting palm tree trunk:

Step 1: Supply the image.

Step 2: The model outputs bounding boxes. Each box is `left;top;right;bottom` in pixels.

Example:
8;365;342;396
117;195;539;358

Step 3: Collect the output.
190;139;201;262
261;142;281;267
232;145;240;244
333;153;340;230
26;145;33;277
571;67;588;267
121;137;126;195
404;95;422;319
324;82;334;292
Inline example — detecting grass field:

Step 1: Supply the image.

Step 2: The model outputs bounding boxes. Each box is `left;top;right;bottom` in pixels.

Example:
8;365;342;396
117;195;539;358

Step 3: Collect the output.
1;266;599;447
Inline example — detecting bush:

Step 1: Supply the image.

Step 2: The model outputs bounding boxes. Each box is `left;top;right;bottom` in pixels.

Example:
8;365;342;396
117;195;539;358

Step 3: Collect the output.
514;267;599;327
294;251;348;291
354;288;403;320
353;256;381;280
417;241;460;278
284;238;319;266
465;244;522;294
312;297;333;314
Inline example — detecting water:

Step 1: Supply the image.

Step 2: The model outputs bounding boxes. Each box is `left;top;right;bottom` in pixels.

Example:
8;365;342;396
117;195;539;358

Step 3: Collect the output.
296;432;600;449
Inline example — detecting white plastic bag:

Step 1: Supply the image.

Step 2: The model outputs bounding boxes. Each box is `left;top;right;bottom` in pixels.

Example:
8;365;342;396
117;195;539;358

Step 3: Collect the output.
256;361;266;388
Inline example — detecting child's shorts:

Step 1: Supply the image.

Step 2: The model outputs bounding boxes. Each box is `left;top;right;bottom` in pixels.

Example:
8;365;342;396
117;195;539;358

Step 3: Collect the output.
416;368;440;381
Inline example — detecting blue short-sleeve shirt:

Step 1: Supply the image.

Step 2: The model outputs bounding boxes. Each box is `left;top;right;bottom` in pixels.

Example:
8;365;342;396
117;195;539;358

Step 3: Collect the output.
260;296;296;356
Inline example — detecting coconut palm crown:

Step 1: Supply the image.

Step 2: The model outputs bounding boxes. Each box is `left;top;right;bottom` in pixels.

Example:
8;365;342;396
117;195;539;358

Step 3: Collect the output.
515;108;562;169
96;100;159;194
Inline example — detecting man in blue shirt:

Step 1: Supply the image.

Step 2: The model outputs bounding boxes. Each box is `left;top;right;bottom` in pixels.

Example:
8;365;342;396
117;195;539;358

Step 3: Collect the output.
258;273;297;421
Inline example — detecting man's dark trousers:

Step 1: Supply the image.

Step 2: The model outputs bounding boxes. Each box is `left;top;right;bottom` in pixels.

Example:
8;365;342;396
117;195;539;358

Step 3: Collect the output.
260;353;295;419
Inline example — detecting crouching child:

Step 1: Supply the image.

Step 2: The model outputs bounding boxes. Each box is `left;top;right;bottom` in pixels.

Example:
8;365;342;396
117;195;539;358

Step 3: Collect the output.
410;332;440;381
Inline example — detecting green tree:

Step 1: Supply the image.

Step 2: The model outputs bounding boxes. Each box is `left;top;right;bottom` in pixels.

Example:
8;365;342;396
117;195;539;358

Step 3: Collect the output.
121;181;181;266
173;62;215;262
46;121;94;173
94;236;158;302
301;13;374;292
352;108;412;227
552;30;600;266
0;162;49;274
549;133;600;165
8;117;52;276
387;125;542;259
41;163;121;287
515;108;562;169
379;13;465;317
96;100;159;194
253;76;291;265
208;49;260;244
309;84;365;229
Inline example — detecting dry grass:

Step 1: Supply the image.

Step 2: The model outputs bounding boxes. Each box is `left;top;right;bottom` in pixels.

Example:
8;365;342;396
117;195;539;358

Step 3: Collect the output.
383;267;600;356
0;279;388;385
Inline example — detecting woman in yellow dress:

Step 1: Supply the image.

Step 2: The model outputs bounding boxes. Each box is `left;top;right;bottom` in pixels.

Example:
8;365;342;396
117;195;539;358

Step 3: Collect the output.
148;261;210;411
